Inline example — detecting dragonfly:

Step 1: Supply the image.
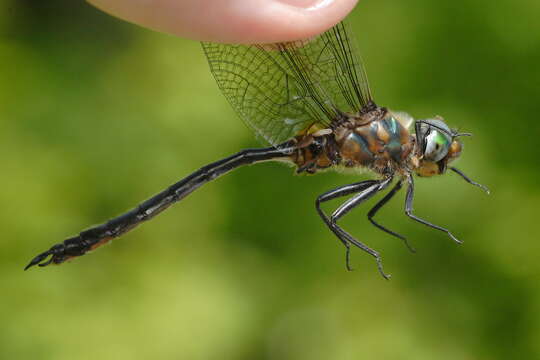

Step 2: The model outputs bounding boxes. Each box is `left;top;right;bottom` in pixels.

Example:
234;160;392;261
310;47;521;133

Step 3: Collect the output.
25;20;488;278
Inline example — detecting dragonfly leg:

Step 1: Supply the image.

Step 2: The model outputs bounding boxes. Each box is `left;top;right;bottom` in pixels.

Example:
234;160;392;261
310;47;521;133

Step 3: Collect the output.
367;181;416;253
449;167;490;194
315;180;379;271
316;178;392;279
405;175;462;244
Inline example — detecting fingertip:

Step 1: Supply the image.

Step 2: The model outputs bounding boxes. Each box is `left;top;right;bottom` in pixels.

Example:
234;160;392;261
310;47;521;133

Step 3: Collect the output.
204;0;360;43
87;0;359;43
272;0;360;43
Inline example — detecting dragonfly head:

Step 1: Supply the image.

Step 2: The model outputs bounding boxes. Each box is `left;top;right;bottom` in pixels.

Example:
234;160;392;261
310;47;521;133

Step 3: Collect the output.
414;117;469;177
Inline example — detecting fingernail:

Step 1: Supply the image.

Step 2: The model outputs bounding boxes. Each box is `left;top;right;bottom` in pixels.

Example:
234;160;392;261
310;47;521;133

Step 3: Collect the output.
277;0;335;10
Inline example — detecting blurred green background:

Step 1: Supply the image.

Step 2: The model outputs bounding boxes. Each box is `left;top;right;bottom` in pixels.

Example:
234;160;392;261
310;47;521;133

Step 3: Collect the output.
2;0;540;359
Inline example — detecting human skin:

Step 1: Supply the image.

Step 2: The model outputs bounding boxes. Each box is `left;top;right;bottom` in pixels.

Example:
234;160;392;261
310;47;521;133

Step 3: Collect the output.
87;0;358;43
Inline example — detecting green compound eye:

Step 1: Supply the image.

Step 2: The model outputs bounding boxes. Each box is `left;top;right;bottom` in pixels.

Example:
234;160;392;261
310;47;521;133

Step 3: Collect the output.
424;130;451;162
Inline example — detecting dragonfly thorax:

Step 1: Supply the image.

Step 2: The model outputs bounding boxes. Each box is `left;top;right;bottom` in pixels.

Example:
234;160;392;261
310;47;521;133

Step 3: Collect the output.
335;111;414;175
292;107;415;176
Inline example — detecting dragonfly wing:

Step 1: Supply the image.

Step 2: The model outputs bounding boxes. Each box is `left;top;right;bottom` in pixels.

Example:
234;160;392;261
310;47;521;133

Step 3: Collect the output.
201;20;373;146
300;21;373;114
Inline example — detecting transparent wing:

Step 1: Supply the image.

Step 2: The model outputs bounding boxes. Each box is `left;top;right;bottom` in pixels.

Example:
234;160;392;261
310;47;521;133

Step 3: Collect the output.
201;21;372;146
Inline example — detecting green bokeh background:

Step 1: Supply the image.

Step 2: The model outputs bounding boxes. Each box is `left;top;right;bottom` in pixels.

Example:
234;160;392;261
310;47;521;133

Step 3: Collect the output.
2;1;539;359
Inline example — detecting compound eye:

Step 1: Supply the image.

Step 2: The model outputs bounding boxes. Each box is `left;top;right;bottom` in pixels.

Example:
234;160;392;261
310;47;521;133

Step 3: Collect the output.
424;129;450;162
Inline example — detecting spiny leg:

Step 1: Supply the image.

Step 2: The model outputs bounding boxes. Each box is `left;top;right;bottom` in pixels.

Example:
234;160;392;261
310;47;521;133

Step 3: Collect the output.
316;180;378;271
330;178;393;279
367;181;416;253
404;175;461;244
331;223;390;279
450;167;490;194
331;178;393;222
316;178;392;279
